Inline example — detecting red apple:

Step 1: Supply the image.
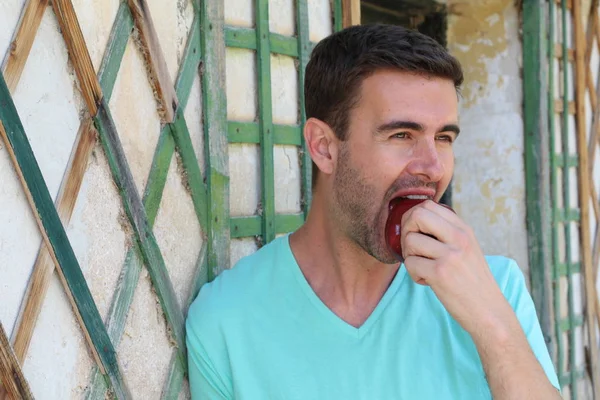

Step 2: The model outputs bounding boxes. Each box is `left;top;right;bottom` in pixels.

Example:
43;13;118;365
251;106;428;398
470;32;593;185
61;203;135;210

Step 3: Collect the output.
385;198;454;262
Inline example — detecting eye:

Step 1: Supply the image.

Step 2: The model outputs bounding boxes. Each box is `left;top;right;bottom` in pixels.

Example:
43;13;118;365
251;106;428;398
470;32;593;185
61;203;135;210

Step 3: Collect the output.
391;132;409;139
436;134;455;143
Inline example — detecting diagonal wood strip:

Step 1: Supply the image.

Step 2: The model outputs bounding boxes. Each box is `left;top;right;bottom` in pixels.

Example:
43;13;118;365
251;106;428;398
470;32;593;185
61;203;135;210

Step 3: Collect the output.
0;85;129;397
2;0;50;93
51;0;103;116
0;322;33;400
573;0;600;396
10;118;97;363
127;0;178;123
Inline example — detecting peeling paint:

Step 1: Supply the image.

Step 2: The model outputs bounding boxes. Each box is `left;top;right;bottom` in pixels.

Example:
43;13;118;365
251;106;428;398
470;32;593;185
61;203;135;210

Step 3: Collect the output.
447;0;511;108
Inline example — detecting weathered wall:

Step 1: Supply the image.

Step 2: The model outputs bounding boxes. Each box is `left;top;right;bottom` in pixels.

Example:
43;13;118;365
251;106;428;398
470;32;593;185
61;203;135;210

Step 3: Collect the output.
446;0;531;278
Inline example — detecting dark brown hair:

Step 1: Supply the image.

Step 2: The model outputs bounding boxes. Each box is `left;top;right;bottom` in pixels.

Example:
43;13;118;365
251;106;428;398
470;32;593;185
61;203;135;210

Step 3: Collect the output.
305;24;464;187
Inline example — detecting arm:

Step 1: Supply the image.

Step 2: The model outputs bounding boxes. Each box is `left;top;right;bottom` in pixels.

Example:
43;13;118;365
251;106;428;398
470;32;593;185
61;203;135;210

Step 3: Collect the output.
469;291;561;399
401;200;561;399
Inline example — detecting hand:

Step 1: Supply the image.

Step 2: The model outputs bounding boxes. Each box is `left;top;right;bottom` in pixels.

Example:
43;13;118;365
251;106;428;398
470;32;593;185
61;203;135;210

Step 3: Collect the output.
400;200;516;337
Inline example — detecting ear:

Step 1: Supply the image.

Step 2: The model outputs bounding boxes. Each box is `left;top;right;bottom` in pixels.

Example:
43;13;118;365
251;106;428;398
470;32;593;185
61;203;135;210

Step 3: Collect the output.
304;118;337;177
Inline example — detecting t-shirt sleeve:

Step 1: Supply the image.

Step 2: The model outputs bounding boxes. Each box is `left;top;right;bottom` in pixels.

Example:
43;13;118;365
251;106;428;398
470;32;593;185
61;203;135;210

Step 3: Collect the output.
501;258;561;392
186;288;234;400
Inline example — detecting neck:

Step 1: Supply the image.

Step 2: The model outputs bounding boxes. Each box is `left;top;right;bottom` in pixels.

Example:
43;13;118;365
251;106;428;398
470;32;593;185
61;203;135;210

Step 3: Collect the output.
289;193;399;328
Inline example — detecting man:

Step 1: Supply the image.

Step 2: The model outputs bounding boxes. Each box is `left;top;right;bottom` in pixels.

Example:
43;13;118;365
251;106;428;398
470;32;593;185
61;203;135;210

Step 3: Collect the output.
186;24;561;399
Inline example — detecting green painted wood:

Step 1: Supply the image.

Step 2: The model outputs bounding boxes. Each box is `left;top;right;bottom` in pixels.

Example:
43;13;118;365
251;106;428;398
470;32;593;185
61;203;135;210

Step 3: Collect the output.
274;125;302;146
98;2;134;102
0;72;130;399
547;0;564;383
161;352;184;400
553;208;581;222
86;126;176;400
161;243;208;399
85;246;145;400
269;32;299;57
170;109;209;228
275;213;304;233
522;0;553;358
560;0;577;392
227;121;301;145
560;368;587;386
225;26;256;50
557;262;581;277
230;216;262;238
224;26;299;57
256;0;276;245
94;99;187;369
297;0;311;217
175;16;201;111
201;0;230;277
145;128;177;225
334;0;343;32
228;121;259;143
558;314;584;332
554;154;579;168
230;213;304;238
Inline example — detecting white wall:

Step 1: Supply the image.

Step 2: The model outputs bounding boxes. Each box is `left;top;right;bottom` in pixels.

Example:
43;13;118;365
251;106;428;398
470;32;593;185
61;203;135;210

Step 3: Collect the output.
447;0;530;277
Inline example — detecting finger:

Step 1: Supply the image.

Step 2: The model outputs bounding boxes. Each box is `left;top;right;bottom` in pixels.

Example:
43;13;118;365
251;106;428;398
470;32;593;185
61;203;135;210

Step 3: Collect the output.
403;256;435;286
401;205;456;245
402;231;447;260
421;200;461;224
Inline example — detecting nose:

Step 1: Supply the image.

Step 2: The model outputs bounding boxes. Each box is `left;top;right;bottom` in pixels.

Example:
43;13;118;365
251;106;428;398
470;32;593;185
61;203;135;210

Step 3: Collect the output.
404;139;445;182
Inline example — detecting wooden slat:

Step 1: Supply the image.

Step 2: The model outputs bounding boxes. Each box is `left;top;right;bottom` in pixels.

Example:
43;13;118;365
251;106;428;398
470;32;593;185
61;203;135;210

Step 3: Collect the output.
85;129;174;400
98;2;134;101
127;0;178;123
174;16;201;111
342;0;361;27
0;323;32;400
297;0;312;217
170;109;208;228
230;213;305;238
334;0;343;32
256;0;276;245
555;99;576;113
10;118;96;364
1;0;49;93
523;0;554;360
584;0;598;65
0;75;129;398
52;0;103;116
555;44;575;61
573;0;600;395
556;0;573;9
161;243;208;398
94;98;187;369
87;17;203;396
201;0;230;276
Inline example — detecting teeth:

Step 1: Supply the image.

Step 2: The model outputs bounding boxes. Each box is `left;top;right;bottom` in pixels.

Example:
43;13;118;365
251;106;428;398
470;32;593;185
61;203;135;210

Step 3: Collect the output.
403;195;429;199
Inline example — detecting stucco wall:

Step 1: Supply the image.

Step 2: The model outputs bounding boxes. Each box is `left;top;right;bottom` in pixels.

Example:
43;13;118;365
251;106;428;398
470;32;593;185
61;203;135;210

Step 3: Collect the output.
446;0;531;278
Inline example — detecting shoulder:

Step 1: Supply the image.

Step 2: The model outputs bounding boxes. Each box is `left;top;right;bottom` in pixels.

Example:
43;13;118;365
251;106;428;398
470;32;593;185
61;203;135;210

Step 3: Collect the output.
186;236;287;331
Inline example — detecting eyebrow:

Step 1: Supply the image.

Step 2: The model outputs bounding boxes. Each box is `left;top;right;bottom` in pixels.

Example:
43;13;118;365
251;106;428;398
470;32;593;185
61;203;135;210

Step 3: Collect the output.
375;120;461;136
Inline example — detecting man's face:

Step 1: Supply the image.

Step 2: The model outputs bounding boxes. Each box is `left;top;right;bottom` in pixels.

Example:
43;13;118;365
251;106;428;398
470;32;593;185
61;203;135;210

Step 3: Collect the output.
331;70;459;264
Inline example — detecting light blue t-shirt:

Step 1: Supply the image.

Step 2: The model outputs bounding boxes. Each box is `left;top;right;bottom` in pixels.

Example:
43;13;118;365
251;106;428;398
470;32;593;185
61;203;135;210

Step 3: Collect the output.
186;235;560;399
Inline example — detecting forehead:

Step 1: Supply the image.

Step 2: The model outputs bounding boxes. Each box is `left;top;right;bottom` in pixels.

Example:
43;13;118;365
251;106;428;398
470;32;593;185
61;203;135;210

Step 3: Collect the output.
353;70;459;126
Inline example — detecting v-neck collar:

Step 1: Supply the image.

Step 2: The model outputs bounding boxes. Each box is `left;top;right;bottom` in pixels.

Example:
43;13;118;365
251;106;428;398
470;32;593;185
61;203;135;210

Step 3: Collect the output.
282;234;406;339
